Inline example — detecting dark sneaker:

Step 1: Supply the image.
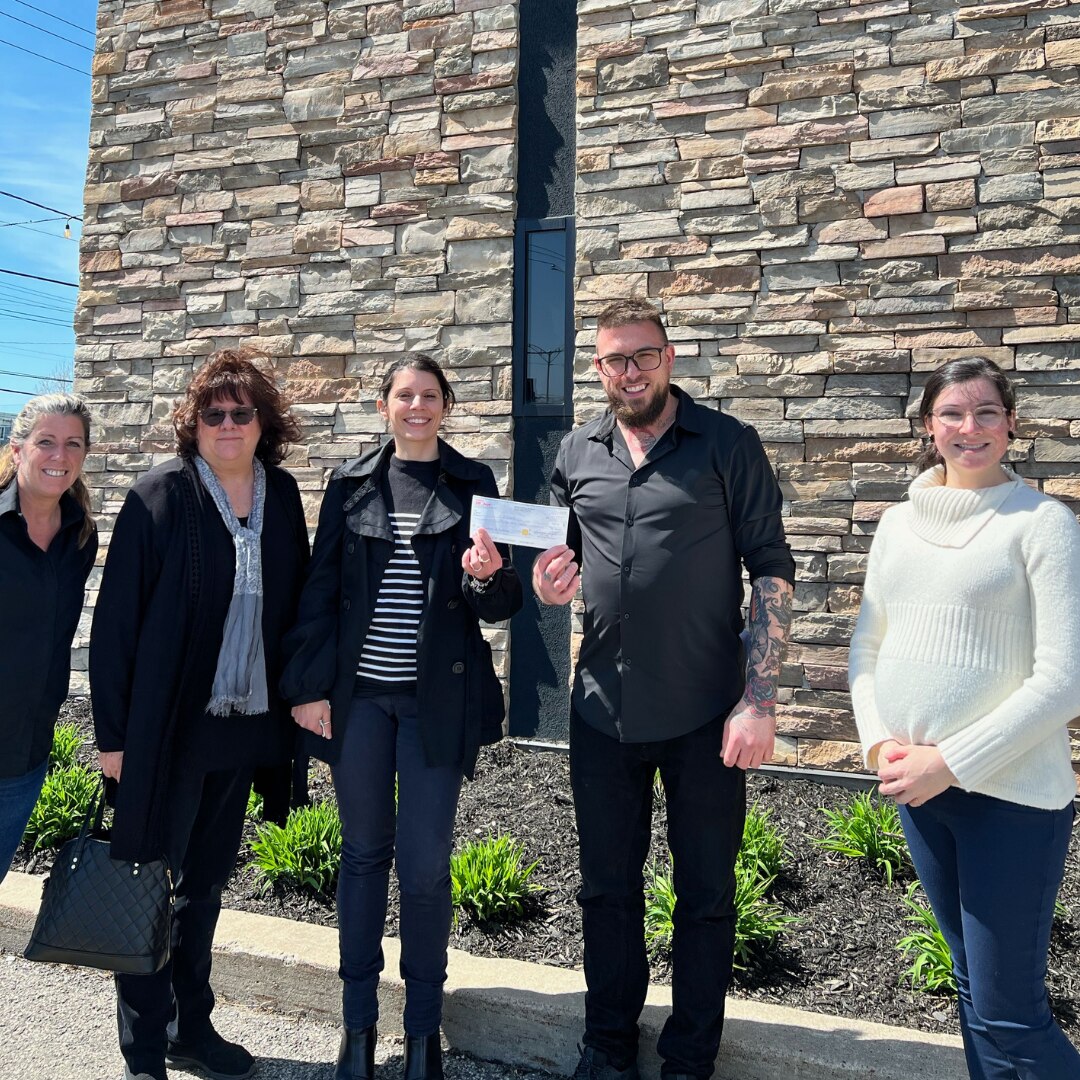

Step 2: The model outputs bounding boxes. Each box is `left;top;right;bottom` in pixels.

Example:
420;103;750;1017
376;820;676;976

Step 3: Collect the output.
571;1046;640;1080
166;1028;256;1080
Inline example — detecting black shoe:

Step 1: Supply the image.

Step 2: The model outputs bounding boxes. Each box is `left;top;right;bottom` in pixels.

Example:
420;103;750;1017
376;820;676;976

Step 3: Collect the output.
166;1028;256;1080
335;1025;377;1080
571;1046;640;1080
403;1033;443;1080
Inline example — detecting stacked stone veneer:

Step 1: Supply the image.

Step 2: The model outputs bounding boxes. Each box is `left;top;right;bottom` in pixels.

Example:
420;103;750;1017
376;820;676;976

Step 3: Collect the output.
573;0;1080;774
78;0;1080;777
74;0;520;691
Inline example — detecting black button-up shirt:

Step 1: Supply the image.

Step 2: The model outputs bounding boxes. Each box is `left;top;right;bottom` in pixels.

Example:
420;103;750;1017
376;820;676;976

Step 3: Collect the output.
0;483;97;777
550;386;795;743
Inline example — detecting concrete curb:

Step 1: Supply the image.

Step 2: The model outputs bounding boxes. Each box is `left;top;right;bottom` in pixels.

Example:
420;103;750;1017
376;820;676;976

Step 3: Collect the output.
0;871;965;1079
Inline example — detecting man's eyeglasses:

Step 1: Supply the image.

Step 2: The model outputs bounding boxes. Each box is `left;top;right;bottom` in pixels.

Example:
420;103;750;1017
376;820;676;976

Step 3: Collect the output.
595;347;666;377
199;406;259;427
929;406;1009;429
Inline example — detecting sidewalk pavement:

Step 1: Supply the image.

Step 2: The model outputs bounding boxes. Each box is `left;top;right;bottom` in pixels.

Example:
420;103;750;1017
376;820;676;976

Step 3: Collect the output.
0;870;966;1080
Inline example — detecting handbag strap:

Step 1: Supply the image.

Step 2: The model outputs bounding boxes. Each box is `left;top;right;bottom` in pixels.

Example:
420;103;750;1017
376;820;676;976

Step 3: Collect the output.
75;780;107;852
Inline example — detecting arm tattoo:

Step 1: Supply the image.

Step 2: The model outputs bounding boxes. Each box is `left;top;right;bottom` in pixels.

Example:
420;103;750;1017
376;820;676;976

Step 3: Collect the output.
744;576;794;718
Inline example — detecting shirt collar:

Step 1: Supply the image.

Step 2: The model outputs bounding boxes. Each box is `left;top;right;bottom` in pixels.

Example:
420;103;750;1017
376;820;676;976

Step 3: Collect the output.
589;384;703;443
0;482;84;531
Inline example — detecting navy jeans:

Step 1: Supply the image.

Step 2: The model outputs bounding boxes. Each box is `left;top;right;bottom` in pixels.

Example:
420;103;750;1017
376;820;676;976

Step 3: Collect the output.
901;788;1080;1079
570;711;746;1079
332;692;463;1037
116;765;253;1077
0;757;48;886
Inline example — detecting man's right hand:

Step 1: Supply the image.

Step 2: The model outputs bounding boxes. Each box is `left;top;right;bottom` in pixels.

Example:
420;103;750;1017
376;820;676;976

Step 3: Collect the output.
99;750;124;782
533;544;580;606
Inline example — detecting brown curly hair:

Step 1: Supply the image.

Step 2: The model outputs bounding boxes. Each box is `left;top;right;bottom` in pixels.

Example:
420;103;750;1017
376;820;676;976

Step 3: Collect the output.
173;348;300;466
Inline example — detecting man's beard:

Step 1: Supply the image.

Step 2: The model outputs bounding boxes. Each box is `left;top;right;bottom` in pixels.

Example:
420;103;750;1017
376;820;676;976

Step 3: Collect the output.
606;381;669;429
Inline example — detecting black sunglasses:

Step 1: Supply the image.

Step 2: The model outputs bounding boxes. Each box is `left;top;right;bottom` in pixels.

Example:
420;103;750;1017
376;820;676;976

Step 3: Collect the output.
199;406;258;427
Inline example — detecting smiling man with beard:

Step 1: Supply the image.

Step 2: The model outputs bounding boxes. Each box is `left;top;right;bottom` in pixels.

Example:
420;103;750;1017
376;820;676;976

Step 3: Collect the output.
533;299;795;1080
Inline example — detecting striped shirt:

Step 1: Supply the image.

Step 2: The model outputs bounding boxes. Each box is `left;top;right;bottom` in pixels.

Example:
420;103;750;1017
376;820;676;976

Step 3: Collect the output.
356;456;438;691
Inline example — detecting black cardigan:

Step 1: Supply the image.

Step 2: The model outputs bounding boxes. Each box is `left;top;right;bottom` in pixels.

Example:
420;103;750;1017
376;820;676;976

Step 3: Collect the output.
90;457;309;861
0;484;97;778
280;439;523;778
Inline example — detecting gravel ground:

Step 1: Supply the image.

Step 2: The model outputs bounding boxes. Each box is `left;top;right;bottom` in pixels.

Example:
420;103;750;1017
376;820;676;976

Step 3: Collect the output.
20;701;1080;1042
0;950;556;1080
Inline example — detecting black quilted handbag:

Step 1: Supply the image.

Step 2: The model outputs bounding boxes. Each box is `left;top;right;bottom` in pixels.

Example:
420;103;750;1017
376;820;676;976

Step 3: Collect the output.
23;785;174;974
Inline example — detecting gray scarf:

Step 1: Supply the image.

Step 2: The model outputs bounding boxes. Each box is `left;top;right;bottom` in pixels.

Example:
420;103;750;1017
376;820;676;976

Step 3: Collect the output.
194;454;269;716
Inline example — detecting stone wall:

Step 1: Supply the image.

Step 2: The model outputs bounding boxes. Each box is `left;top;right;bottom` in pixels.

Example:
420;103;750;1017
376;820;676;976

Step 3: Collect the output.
572;0;1080;773
75;0;520;691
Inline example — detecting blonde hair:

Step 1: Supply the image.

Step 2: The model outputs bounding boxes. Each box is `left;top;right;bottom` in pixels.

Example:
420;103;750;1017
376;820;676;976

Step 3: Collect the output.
0;393;95;547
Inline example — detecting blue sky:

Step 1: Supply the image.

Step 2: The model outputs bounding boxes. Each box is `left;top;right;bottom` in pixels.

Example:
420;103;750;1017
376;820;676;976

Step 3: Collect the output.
0;0;97;415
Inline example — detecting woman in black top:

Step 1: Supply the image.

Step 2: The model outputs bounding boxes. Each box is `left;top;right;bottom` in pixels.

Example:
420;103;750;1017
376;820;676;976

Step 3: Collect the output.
0;393;96;884
281;354;523;1080
90;349;309;1080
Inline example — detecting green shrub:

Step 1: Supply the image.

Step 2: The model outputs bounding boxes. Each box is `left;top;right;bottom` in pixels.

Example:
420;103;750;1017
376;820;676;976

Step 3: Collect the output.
897;883;956;994
49;722;84;771
733;864;796;970
644;861;677;948
249;801;342;896
23;764;98;851
246;786;264;821
450;834;541;923
815;790;911;885
644;857;795;969
738;804;787;884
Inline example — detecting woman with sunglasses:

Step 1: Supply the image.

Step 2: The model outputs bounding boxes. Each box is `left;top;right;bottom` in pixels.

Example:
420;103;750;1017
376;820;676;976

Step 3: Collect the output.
281;353;523;1080
91;349;309;1080
850;356;1080;1077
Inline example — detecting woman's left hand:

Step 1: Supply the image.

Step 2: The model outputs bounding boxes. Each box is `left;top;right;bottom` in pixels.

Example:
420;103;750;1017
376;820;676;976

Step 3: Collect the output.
462;527;502;582
877;744;956;807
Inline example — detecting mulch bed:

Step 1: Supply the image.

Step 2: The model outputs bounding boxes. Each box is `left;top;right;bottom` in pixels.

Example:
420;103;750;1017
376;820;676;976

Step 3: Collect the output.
18;700;1080;1039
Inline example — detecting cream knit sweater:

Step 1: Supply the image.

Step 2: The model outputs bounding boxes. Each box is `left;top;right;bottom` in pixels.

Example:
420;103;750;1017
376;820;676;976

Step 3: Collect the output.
849;465;1080;810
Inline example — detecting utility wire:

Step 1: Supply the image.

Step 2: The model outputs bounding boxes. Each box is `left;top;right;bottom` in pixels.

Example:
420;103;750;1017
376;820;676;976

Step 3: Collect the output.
9;1;94;37
0;308;73;326
0;37;89;75
0;215;66;228
0;190;82;222
0;9;93;51
0;268;78;288
0;385;37;396
0;340;70;344
0;366;71;382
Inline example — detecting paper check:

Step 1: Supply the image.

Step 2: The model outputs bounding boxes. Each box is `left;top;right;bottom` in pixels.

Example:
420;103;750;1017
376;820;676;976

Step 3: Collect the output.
469;495;569;550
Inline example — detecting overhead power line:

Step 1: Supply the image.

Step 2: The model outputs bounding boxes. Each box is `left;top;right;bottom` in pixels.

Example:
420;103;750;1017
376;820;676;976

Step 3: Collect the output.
0;36;89;75
0;366;71;382
0;9;93;51
0;385;37;395
9;1;94;37
0;189;82;222
0;268;78;288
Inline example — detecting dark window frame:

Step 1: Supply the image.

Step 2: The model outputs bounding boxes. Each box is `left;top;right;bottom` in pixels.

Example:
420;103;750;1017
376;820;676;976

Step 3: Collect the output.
512;216;575;420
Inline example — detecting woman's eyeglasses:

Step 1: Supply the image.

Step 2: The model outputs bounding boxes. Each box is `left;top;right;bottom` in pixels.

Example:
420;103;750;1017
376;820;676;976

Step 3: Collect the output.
595;347;665;377
929;406;1008;429
199;406;259;427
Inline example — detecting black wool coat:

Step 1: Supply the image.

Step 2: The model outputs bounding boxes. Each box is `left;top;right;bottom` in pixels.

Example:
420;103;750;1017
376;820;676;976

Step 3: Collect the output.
90;457;309;861
280;439;523;778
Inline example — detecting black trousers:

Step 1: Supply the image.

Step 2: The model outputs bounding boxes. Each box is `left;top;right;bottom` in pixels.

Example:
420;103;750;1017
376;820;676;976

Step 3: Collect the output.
570;711;746;1080
116;764;253;1076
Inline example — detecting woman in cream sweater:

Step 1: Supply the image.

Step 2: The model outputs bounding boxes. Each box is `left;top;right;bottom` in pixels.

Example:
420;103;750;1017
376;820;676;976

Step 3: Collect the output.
850;356;1080;1078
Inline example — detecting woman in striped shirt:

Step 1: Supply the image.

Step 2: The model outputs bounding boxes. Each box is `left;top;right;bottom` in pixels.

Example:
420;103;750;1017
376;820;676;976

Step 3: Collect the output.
282;354;523;1080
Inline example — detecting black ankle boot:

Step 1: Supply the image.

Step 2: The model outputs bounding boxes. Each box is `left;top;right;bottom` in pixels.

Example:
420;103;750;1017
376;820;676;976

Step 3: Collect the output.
403;1033;443;1080
335;1024;376;1080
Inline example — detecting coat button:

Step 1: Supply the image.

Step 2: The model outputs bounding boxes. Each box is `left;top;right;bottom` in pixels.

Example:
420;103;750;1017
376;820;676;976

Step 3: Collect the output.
343;598;351;611
448;599;460;610
452;662;465;674
347;542;355;554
